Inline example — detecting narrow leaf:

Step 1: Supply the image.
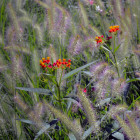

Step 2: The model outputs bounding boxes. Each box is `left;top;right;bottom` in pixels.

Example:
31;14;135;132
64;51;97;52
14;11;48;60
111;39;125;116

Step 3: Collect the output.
82;71;92;76
16;87;52;95
126;78;140;83
112;132;124;140
114;44;121;53
34;123;50;140
82;126;94;140
68;133;77;140
16;119;35;125
62;60;98;81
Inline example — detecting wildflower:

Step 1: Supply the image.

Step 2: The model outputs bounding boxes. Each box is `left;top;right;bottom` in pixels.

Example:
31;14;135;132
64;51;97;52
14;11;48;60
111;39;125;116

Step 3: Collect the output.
40;62;46;69
95;35;104;44
68;59;71;63
96;5;103;12
89;0;94;5
109;25;119;33
40;57;71;71
82;88;87;93
106;36;112;40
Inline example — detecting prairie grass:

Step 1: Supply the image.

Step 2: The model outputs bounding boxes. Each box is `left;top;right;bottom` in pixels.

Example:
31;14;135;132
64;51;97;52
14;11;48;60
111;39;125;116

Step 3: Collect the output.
0;0;140;139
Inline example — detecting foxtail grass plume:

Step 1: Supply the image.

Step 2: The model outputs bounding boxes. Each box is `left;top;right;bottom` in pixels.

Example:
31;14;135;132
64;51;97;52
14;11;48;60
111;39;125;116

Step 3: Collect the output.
44;100;83;139
108;104;128;119
90;62;108;79
77;85;99;132
111;78;127;97
14;94;44;128
68;35;82;56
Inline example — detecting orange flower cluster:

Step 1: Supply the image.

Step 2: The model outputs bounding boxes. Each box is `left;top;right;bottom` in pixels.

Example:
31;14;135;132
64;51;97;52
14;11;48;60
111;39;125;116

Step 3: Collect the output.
109;25;119;33
40;57;71;71
95;35;104;44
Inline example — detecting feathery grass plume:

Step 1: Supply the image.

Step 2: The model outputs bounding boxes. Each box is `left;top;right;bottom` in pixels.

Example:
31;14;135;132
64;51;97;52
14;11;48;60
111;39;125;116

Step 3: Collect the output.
94;81;107;100
47;44;57;62
5;25;23;45
14;93;43;128
7;3;23;42
90;62;108;79
111;78;127;97
126;114;140;139
14;93;29;111
78;0;89;27
54;3;71;31
99;68;117;81
35;0;54;37
108;104;128;118
11;53;24;80
44;100;83;139
36;0;71;41
13;0;26;14
18;13;44;45
82;37;96;51
4;45;31;55
88;25;102;37
68;35;82;57
34;102;44;120
116;115;136;140
32;24;44;45
77;85;99;132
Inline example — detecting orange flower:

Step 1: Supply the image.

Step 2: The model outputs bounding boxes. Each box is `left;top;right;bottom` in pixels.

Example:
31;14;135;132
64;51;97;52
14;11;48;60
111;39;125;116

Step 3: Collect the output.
40;57;71;70
47;57;50;60
95;35;104;44
109;25;119;33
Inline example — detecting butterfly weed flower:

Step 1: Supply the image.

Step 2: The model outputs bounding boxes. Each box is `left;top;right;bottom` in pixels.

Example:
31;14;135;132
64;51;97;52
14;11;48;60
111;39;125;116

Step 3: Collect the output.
109;25;119;33
40;57;71;71
95;35;104;44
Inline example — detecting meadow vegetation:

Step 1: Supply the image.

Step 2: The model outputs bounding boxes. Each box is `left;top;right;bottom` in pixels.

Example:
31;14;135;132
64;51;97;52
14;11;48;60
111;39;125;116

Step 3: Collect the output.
0;0;140;139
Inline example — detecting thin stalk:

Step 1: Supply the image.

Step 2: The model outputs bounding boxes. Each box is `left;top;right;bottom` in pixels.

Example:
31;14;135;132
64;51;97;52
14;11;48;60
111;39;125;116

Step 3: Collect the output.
112;34;120;77
56;81;62;109
59;69;64;86
112;52;120;77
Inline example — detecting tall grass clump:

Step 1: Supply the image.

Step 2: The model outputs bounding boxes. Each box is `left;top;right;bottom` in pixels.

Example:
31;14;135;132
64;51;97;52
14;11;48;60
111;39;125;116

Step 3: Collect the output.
0;0;140;139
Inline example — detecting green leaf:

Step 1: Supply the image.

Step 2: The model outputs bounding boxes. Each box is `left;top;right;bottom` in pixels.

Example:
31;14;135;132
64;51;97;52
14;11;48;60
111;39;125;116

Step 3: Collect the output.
114;44;121;53
126;78;140;83
15;87;52;95
34;123;50;140
16;119;35;125
82;71;92;76
68;133;77;140
82;126;94;140
34;120;58;140
62;60;98;81
101;46;111;52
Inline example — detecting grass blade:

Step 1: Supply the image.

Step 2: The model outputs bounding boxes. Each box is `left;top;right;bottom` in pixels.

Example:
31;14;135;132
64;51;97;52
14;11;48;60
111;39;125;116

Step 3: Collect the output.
62;60;98;81
15;87;52;95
